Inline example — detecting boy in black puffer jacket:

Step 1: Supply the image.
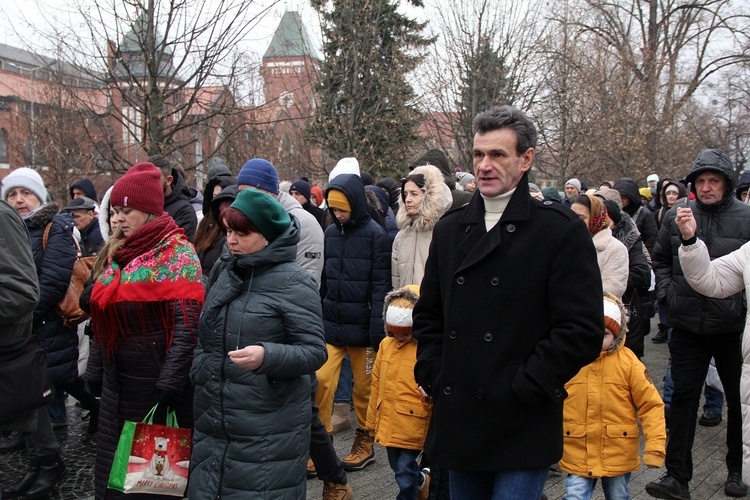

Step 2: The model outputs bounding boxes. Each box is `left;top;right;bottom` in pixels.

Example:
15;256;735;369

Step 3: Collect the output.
316;173;391;472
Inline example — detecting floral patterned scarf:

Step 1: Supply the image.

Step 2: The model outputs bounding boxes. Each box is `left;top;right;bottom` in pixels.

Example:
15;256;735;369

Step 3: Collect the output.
90;214;205;354
586;194;609;237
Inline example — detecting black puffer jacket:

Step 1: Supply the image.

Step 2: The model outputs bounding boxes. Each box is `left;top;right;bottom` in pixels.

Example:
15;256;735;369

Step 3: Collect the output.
322;174;391;348
653;149;750;335
164;170;198;240
26;203;79;386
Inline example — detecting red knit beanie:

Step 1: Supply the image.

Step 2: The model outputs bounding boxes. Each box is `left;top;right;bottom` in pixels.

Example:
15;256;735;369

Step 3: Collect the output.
110;163;164;216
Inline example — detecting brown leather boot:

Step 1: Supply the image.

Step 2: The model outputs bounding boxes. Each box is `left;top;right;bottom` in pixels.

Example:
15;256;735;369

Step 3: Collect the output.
341;428;374;471
323;481;353;499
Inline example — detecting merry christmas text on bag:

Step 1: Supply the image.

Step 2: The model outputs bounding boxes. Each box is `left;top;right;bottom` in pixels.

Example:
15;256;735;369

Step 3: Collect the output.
108;405;191;496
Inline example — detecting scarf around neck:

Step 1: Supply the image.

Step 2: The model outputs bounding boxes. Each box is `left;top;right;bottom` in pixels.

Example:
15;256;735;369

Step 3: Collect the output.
90;214;205;354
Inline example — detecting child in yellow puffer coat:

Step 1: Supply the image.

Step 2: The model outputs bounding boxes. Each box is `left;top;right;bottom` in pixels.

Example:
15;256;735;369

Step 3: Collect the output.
366;284;432;500
561;294;666;499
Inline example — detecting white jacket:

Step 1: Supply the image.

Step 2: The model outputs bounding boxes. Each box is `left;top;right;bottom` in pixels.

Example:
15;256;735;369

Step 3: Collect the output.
679;238;750;485
593;227;629;299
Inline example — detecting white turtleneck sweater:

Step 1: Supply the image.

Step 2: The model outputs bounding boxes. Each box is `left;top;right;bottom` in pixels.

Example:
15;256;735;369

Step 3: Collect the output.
481;188;516;231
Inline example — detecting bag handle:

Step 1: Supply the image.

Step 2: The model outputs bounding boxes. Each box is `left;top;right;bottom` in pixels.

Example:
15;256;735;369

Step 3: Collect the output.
142;404;179;428
42;222;52;251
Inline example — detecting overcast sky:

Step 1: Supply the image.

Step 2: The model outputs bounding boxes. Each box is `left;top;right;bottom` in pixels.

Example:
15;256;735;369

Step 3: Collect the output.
0;0;430;62
0;0;316;59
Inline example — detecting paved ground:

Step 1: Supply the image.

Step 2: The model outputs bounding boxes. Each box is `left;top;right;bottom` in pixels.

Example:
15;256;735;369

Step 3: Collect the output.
0;316;740;498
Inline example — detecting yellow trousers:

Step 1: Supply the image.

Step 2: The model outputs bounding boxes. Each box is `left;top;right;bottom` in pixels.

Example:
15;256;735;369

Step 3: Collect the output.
316;344;376;433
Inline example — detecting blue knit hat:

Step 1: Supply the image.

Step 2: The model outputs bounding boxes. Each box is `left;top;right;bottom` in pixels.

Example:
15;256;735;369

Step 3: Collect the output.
237;158;279;194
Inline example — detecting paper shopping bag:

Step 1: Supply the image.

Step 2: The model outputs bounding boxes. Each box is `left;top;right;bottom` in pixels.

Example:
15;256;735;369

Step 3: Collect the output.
108;405;191;496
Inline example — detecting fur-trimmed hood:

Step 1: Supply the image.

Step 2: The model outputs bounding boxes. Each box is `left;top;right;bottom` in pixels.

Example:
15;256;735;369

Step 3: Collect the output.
396;164;452;232
26;202;62;228
611;211;640;250
99;186;113;242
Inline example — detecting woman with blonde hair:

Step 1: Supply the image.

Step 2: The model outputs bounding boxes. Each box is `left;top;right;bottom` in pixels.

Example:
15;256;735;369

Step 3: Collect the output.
84;163;204;499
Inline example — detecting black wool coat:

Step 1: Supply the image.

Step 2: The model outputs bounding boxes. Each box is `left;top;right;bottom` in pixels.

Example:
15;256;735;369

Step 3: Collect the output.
413;176;604;471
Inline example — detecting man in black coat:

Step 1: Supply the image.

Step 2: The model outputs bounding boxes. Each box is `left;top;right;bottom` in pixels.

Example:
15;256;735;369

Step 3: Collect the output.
148;155;198;240
646;149;750;499
413;105;604;498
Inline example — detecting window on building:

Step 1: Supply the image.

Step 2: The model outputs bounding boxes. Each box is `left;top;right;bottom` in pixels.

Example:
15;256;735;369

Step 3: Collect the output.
123;107;141;145
0;129;8;164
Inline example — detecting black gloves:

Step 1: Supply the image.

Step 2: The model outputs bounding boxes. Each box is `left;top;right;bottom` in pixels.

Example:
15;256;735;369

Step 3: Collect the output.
152;389;182;425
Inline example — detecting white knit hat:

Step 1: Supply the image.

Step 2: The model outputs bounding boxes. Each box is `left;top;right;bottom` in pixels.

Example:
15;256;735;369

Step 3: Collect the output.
2;167;47;205
329;157;361;182
603;296;623;337
384;284;420;336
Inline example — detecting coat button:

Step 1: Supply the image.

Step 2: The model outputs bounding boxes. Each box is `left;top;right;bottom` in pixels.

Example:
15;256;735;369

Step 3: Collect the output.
506;224;516;233
456;276;465;284
443;386;452;395
449;330;457;339
490;277;499;286
484;332;493;341
544;200;552;205
410;409;414;414
554;389;562;398
623;431;628;436
566;431;570;435
476;390;484;399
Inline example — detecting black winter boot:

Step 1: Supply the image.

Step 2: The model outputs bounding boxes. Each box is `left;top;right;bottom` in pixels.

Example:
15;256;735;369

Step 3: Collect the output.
652;324;668;344
21;455;65;499
1;463;39;498
87;399;100;435
0;431;26;453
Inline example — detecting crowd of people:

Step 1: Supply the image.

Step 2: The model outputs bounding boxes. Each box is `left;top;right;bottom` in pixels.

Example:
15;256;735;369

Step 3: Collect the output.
0;105;749;500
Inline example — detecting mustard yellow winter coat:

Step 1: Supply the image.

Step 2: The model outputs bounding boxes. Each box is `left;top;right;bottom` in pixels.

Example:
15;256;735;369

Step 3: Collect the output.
365;337;432;450
560;336;666;478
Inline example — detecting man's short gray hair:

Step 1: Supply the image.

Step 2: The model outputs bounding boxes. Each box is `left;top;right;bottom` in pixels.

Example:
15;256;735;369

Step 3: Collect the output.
472;105;538;156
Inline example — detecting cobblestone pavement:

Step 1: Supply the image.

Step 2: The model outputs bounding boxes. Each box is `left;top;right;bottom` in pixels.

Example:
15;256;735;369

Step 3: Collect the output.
0;316;739;498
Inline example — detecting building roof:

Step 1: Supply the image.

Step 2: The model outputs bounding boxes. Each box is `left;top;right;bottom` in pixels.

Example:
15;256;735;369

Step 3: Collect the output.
263;11;319;60
0;42;100;86
119;10;172;55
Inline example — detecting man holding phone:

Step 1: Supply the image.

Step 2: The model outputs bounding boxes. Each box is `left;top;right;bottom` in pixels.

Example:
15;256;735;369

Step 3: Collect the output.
647;149;750;498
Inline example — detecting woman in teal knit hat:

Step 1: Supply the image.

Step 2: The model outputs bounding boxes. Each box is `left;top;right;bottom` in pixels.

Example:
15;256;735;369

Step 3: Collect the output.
189;188;327;499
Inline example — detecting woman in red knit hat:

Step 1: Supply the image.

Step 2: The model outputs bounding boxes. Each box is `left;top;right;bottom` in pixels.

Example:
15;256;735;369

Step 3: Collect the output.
83;162;205;499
